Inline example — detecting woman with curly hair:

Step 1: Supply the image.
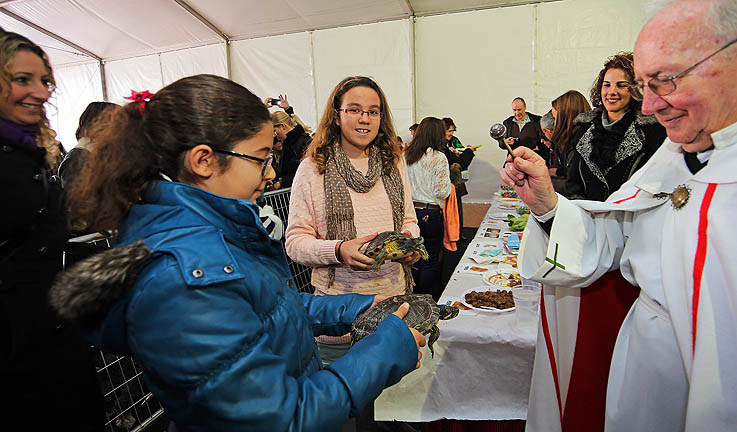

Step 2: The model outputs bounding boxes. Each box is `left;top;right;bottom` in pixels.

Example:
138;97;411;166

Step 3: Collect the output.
566;52;667;200
286;76;421;365
0;30;104;430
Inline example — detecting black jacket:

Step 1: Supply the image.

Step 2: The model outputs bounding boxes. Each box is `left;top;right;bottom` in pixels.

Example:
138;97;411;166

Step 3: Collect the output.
566;109;667;201
498;113;545;155
279;124;311;188
0;137;104;429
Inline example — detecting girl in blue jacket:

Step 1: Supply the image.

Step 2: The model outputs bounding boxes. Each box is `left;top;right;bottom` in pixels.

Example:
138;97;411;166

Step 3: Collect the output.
51;74;425;431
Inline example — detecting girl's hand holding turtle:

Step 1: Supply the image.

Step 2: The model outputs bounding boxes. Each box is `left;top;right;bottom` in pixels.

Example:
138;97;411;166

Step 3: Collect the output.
392;303;426;369
392;250;420;265
336;232;378;271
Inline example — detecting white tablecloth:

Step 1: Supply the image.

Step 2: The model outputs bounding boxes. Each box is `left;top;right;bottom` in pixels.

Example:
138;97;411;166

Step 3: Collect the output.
375;196;537;422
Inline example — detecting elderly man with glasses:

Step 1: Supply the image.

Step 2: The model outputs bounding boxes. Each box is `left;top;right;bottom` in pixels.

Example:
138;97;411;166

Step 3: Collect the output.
500;1;737;431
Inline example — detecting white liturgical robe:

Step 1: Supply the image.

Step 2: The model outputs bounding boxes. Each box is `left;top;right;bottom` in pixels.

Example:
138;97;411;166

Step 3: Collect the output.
520;120;737;432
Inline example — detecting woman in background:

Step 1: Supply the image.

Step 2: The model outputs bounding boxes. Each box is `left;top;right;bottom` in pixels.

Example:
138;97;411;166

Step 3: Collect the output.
404;117;451;300
0;30;104;431
269;94;312;189
566;52;666;200
58;101;118;190
548;90;592;195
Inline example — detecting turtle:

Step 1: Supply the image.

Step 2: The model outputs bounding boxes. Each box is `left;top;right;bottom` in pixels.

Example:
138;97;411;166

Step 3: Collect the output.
363;231;430;270
350;294;459;358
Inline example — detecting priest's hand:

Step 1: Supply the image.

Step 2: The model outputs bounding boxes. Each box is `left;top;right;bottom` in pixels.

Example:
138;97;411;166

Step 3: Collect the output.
499;146;558;216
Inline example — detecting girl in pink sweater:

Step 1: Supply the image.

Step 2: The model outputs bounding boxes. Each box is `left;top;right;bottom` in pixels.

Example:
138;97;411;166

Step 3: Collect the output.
285;76;420;361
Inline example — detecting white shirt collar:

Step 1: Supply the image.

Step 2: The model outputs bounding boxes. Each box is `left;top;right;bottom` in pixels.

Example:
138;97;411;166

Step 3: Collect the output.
711;119;737;150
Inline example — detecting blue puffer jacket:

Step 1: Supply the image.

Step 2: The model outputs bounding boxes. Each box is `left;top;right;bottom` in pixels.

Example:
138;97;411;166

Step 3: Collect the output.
59;181;417;431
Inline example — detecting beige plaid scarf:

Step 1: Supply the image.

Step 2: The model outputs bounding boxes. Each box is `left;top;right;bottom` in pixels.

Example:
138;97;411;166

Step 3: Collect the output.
324;141;413;293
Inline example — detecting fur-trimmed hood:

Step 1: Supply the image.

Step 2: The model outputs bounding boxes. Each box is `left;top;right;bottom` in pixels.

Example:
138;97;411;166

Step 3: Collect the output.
574;108;660;127
50;240;154;328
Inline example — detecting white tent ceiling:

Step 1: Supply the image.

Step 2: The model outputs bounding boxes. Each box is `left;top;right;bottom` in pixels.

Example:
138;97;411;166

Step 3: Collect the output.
0;0;560;67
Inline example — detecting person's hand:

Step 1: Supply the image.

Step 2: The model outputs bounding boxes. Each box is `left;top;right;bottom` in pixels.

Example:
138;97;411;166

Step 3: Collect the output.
448;146;460;155
504;137;516;146
392;302;426;369
499;146;558;215
548;167;558;177
393;251;420;265
337;233;378;271
277;94;290;110
263;97;274;108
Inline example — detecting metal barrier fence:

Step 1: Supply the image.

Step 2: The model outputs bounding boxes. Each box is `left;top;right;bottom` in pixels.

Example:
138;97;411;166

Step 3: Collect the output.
64;187;309;431
262;187;313;293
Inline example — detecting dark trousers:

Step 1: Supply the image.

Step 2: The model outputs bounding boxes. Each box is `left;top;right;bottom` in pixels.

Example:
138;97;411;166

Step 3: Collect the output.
412;208;444;301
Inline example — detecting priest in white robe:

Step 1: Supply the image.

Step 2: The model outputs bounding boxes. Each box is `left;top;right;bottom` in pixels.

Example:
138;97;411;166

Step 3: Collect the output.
500;1;737;431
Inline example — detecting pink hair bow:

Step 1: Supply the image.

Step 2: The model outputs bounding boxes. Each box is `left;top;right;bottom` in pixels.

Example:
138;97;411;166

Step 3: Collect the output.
124;90;155;116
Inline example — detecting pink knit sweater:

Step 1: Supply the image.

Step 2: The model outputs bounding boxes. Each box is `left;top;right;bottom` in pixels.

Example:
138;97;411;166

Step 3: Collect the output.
285;156;419;343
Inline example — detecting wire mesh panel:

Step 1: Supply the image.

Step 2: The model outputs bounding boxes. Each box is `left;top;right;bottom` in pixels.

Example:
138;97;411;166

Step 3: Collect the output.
262;187;313;293
95;352;165;432
65;235;166;432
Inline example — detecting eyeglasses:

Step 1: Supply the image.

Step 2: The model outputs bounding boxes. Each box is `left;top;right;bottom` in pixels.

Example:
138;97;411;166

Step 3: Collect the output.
338;107;382;119
211;147;274;177
635;37;737;100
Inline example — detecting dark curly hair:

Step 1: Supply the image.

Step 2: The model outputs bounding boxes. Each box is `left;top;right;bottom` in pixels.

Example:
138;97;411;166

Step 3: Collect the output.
306;76;400;175
590;52;642;112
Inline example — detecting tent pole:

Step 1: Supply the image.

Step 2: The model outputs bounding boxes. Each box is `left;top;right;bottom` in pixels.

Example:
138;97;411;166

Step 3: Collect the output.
99;61;108;101
171;0;229;42
0;7;101;61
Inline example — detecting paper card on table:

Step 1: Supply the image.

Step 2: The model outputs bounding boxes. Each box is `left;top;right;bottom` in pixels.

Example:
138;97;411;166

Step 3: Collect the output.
458;264;492;275
506;233;521;250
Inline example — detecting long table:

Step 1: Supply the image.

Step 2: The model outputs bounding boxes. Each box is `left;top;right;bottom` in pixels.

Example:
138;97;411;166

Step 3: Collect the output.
375;193;537;422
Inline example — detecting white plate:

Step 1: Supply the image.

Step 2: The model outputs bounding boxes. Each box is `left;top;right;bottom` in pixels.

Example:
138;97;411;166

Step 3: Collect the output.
460;287;515;313
490;211;515;220
483;270;522;288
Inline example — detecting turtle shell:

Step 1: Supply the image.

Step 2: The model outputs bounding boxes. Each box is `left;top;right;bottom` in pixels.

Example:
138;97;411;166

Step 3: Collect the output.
364;231;429;270
351;294;438;343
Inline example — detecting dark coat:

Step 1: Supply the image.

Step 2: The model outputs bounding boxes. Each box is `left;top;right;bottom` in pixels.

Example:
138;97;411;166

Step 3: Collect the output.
498;113;546;157
0;138;104;430
279;123;311;188
566;109;667;201
442;146;474;197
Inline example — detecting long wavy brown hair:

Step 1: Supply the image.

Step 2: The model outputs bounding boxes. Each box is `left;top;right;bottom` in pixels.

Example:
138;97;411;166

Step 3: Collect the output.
306;76;400;174
67;74;271;232
590;52;642;112
0;30;59;169
551;90;592;153
404;117;446;166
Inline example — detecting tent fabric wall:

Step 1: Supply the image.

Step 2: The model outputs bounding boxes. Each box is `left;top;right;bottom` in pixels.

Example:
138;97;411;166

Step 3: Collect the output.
230;32;317;129
534;0;648;112
415;5;536;202
312;19;413;140
104;54;163;105
161;43;228;86
48;61;103;151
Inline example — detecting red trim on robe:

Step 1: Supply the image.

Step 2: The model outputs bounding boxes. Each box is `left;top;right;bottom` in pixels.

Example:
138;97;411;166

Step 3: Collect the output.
692;183;716;354
539;286;563;419
612;189;641;204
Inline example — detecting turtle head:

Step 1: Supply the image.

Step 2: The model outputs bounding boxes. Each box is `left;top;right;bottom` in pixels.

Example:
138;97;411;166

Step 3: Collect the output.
438;304;459;320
